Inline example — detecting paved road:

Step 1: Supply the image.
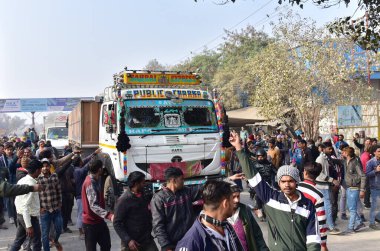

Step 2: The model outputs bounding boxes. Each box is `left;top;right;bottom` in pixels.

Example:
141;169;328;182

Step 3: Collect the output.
1;191;379;250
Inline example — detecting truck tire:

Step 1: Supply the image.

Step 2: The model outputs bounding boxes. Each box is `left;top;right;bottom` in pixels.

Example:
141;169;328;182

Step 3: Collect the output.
104;175;116;212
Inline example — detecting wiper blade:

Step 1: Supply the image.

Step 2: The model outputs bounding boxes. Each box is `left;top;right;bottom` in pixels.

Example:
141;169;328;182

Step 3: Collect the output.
140;129;176;138
184;127;214;137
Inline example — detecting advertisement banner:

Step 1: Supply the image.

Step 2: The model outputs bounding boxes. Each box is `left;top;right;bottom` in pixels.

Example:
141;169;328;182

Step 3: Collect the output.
0;99;21;112
20;99;47;112
337;105;363;127
0;97;93;113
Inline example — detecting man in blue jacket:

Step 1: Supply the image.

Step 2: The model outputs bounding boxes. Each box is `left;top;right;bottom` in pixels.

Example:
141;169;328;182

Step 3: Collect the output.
365;145;380;230
176;180;244;251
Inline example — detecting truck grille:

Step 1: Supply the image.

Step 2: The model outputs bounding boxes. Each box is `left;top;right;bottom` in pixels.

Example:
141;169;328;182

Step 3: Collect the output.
165;135;180;144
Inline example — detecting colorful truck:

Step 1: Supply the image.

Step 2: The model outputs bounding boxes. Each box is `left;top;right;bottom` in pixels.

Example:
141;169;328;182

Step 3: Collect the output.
68;69;228;209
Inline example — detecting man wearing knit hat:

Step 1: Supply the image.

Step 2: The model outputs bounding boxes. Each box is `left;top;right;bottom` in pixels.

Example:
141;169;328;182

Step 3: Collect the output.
229;131;321;251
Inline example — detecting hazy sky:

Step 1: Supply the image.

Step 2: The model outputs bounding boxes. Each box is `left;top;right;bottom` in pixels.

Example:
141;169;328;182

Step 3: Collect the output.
1;0;361;100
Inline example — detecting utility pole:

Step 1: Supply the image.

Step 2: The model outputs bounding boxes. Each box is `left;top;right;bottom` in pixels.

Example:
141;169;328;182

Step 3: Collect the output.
31;111;35;128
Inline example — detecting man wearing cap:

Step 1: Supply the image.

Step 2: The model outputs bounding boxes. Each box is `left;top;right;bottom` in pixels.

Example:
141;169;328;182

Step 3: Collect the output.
113;171;158;251
229;131;321;251
226;179;269;251
10;159;43;251
37;158;63;251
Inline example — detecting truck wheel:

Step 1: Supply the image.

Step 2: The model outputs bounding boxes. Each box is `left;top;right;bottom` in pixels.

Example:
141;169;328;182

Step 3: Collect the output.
104;175;116;212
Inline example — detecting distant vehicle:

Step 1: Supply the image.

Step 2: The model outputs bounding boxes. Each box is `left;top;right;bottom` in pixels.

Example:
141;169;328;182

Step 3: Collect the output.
43;113;69;156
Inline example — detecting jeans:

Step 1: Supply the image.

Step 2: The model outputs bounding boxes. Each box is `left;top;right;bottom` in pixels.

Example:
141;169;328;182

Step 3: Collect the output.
320;188;334;229
10;214;42;251
340;185;347;214
83;221;111;251
370;189;380;224
76;198;83;229
346;188;362;230
40;209;63;251
341;185;363;215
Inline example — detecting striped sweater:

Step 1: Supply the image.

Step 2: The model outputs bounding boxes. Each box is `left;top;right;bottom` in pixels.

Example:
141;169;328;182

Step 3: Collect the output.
236;150;321;251
298;180;328;248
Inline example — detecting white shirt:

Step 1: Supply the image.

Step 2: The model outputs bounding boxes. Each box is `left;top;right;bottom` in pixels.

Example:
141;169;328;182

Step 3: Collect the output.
15;175;40;228
227;208;240;225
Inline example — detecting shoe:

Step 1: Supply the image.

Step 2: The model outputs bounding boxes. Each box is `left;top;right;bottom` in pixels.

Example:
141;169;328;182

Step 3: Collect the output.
0;224;8;229
79;234;85;240
9;217;14;224
369;224;380;230
68;219;74;226
360;214;367;222
329;228;342;235
63;228;72;233
54;241;63;251
341;228;356;235
364;205;371;210
354;223;366;231
341;214;348;220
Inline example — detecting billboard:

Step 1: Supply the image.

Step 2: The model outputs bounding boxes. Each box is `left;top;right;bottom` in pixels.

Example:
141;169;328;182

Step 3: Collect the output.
337;105;363;127
0;98;93;113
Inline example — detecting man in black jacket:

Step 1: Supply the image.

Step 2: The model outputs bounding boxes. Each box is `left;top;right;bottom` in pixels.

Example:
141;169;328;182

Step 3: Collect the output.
113;171;157;251
151;167;202;251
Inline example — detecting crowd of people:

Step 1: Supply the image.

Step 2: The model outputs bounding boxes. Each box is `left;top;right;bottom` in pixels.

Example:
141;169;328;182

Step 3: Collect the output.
0;126;379;251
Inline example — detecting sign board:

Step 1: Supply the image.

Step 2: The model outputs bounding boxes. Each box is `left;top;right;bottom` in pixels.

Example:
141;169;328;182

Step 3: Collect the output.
337;105;363;127
0;98;93;113
124;89;205;100
123;73;201;85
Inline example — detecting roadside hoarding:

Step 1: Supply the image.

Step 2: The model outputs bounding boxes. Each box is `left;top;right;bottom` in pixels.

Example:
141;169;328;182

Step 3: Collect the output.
0;98;93;113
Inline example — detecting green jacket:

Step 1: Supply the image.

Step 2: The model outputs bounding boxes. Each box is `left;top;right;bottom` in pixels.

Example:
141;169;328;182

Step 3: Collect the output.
236;150;321;251
238;203;269;251
0;180;34;198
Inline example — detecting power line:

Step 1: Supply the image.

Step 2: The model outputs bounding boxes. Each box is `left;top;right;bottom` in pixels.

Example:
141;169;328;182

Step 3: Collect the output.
178;5;284;63
172;0;274;64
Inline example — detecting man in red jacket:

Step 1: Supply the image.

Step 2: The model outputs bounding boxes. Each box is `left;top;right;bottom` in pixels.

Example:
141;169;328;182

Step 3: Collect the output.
81;159;114;251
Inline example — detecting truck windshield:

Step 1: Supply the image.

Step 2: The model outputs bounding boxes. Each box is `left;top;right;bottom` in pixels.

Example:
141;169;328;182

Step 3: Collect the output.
47;127;68;139
124;99;218;135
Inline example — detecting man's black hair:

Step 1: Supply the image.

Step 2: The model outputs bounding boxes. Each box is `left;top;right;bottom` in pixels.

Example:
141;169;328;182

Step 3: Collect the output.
307;139;315;144
27;159;43;174
304;162;322;180
299;139;307;145
164;167;183;181
127;171;146;188
319;143;326;149
39;149;52;160
268;138;276;145
324;141;333;148
88;159;103;174
370;144;380;155
202;180;232;211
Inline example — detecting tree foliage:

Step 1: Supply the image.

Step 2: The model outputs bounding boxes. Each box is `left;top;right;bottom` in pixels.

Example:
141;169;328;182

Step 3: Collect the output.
213;26;273;109
196;0;380;52
0;114;27;136
246;13;375;139
143;59;167;71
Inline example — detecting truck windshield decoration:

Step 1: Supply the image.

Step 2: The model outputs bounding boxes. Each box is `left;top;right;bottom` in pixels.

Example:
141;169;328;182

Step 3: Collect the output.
124;99;218;135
